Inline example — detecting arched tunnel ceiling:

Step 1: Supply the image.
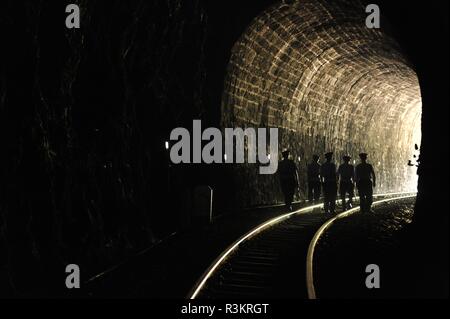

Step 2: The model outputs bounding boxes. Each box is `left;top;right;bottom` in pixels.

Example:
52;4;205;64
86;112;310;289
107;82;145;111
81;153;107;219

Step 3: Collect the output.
221;0;422;206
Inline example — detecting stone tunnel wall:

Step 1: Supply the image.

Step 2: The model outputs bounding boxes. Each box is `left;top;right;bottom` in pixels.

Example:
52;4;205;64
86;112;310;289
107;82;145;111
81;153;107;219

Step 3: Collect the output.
0;0;208;290
221;0;422;207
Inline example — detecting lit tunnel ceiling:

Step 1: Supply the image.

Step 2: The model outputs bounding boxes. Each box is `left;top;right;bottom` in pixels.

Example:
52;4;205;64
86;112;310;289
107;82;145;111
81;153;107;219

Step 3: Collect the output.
221;0;422;206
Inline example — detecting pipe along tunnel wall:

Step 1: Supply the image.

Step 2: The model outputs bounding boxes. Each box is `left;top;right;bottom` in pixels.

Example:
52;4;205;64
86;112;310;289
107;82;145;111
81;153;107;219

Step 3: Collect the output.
221;0;422;208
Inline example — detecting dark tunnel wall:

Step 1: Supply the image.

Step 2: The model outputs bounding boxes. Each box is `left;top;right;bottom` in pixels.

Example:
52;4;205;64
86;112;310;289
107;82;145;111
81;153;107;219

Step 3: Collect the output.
221;0;422;207
0;0;208;291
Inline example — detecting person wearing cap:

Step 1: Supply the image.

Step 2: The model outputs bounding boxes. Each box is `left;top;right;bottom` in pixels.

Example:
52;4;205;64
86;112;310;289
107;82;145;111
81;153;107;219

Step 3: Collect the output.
307;155;321;203
278;149;299;211
338;155;355;210
355;152;376;213
320;152;337;214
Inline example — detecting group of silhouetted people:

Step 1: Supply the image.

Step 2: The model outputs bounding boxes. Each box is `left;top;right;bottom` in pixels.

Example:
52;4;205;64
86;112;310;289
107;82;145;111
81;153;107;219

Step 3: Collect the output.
278;150;376;213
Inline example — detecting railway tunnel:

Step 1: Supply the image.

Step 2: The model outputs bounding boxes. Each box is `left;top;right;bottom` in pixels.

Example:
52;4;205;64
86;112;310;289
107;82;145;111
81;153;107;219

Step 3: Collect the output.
220;0;422;207
0;0;446;299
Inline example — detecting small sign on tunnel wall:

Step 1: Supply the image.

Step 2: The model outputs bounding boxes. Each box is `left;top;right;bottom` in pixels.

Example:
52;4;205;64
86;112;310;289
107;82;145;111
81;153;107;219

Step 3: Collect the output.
193;185;213;224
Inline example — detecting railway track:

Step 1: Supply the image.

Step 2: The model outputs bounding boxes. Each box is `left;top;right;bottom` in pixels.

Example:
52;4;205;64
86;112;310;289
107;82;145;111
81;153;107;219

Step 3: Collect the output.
188;192;416;299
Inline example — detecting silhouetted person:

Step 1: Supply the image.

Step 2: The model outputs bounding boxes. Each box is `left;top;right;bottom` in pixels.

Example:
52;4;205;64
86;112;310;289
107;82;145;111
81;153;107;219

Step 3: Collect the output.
278;149;299;211
355;153;376;213
320;152;337;214
307;155;321;203
338;155;355;210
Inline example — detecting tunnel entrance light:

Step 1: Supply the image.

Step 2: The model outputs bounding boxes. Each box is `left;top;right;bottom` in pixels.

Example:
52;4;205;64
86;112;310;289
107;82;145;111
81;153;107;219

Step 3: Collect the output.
219;0;423;205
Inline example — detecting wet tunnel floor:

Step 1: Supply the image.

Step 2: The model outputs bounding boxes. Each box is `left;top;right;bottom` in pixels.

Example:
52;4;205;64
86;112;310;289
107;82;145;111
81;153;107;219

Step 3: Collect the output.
315;197;423;298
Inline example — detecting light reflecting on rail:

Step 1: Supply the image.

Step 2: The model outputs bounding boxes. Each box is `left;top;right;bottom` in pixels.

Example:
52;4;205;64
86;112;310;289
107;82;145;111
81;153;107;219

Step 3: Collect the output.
189;191;416;299
306;193;417;299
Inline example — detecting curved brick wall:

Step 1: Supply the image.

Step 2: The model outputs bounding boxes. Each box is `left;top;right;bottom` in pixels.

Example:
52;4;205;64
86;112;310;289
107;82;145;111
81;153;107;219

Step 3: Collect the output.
221;0;422;207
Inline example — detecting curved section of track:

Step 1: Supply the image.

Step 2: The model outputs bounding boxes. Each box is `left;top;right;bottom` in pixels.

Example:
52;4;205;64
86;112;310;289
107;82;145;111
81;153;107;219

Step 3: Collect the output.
189;192;416;299
306;193;417;299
